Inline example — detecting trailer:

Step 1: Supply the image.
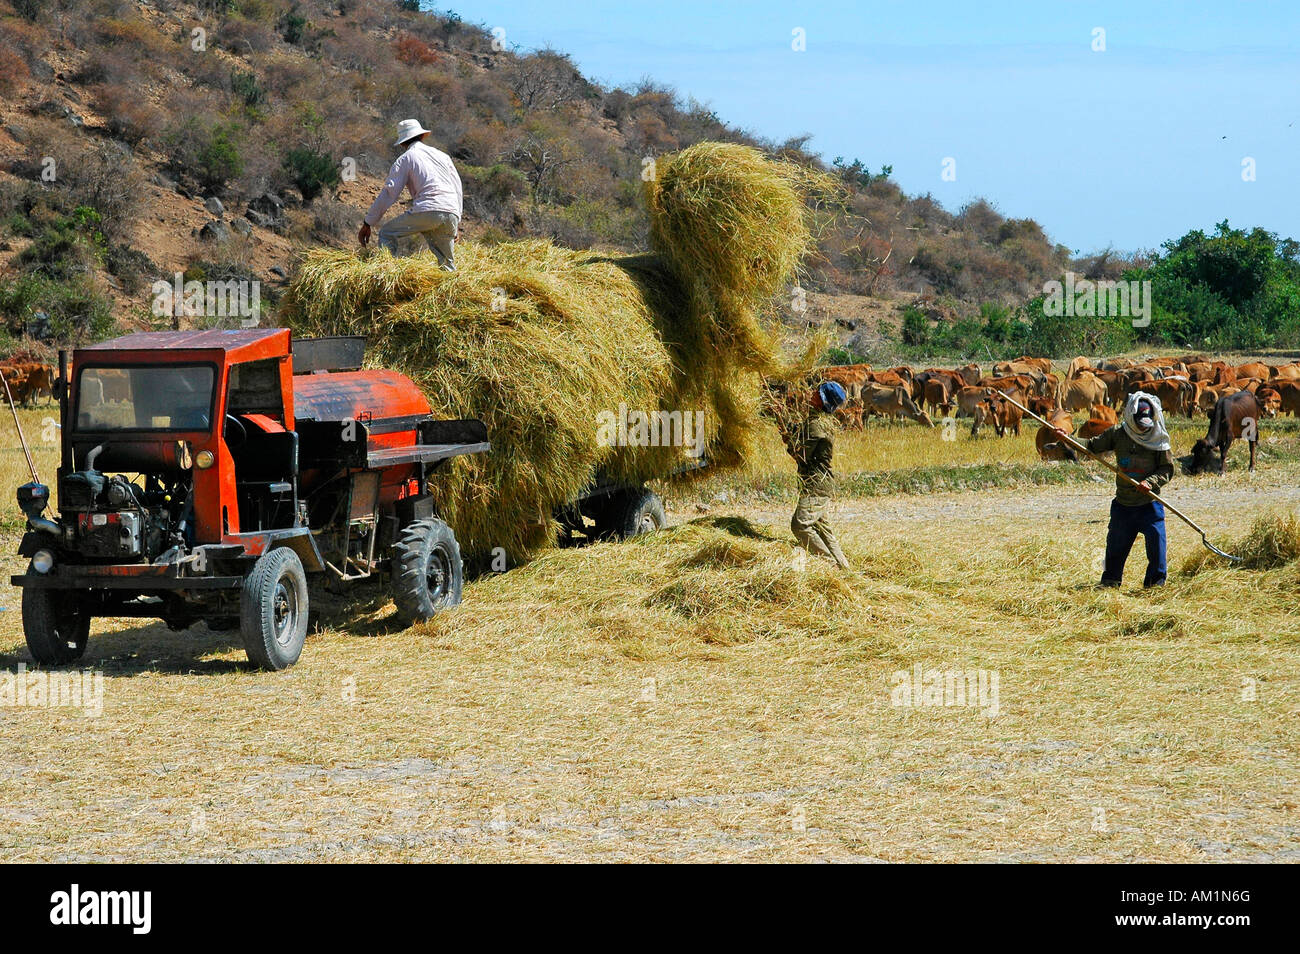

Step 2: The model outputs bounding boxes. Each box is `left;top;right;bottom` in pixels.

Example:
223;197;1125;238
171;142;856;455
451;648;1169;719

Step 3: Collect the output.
10;330;488;670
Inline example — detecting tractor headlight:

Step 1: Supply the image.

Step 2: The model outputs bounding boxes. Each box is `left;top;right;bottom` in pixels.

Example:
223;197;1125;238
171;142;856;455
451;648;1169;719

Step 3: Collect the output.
195;450;216;469
32;550;55;574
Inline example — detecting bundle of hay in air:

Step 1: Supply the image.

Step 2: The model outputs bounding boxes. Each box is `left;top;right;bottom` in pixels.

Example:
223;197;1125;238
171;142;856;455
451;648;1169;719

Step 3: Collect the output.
281;142;833;561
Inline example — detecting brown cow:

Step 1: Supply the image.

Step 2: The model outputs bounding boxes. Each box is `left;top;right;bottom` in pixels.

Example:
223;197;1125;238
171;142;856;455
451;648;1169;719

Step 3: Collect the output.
1236;362;1271;381
0;364;28;402
1077;403;1118;439
1272;380;1300;416
922;376;957;416
1256;387;1281;418
11;363;54;405
815;364;873;400
1035;409;1077;460
861;382;934;427
988;393;1023;437
1066;356;1092;379
1187;391;1261;474
834;398;865;430
1271;363;1300;381
1144;376;1196;418
1063;371;1108;413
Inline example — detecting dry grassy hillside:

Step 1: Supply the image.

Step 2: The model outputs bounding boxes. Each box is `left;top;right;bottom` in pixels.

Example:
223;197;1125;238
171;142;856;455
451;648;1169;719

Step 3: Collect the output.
0;0;1078;353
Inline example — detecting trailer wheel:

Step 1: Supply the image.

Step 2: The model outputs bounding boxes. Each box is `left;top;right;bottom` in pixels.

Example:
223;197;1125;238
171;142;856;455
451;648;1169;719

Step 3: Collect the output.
22;573;91;666
391;517;463;623
239;547;309;671
605;488;667;540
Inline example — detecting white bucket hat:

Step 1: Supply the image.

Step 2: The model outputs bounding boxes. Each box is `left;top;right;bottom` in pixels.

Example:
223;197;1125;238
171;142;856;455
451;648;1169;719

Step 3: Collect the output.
393;119;431;146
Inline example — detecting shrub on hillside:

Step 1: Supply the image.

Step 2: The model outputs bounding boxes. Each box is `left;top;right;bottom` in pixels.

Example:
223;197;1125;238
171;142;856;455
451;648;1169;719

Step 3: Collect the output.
282;147;340;202
0;273;115;343
163;118;245;196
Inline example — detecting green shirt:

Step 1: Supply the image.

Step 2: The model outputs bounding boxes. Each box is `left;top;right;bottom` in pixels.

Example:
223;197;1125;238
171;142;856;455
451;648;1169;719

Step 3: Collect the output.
1081;425;1174;506
791;410;836;496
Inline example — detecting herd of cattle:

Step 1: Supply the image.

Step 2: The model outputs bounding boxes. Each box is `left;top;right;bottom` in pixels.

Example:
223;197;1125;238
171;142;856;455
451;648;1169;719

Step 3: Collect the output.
787;354;1300;475
0;356;55;406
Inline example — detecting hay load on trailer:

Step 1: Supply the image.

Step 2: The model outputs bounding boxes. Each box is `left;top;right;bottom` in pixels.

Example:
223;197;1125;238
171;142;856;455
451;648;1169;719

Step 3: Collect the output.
282;142;833;561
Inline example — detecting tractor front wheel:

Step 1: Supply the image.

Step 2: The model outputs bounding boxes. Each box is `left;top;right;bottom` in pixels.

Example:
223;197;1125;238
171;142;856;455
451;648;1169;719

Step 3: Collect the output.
391;518;464;623
22;573;91;666
239;547;309;671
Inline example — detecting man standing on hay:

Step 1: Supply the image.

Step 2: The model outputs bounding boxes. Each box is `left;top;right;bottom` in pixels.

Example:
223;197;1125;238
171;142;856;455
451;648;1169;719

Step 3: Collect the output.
786;381;852;570
358;119;463;267
1053;392;1173;588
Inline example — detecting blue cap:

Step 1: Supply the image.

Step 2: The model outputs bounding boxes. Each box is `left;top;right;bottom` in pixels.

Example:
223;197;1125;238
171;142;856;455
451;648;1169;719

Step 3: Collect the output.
818;381;848;412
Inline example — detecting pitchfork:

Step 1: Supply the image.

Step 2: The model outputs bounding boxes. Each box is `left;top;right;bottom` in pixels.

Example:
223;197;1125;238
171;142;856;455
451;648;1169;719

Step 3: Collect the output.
997;391;1243;562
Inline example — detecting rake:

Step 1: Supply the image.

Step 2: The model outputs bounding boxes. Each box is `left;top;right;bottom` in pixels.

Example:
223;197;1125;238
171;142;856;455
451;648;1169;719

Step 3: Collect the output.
997;391;1243;562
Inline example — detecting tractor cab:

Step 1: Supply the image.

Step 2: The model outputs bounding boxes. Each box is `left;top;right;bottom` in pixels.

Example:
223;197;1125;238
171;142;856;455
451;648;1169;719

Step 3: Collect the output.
63;329;298;560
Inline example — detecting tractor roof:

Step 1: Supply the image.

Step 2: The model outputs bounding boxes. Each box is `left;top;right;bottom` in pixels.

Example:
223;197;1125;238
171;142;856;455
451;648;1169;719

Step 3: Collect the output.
82;329;290;361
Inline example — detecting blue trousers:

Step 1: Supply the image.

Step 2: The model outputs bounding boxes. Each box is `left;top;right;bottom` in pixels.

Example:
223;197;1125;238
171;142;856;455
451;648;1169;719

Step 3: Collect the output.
1102;499;1167;587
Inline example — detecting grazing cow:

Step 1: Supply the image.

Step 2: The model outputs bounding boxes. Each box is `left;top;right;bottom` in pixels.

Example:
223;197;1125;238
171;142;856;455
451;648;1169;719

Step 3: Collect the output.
1036;409;1077;461
861;382;935;427
955;385;996;419
1272;380;1300;416
1077;403;1118;439
1063;371;1107;413
970;400;993;438
1027;394;1056;416
916;369;966;406
1096;357;1135;371
0;364;28;403
1146;376;1196;418
834;398;865;430
1186;391;1261;474
11;364;55;405
922;376;957;416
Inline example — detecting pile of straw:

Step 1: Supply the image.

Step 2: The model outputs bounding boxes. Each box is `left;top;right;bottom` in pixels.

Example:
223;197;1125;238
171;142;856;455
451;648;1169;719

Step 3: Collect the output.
282;143;830;560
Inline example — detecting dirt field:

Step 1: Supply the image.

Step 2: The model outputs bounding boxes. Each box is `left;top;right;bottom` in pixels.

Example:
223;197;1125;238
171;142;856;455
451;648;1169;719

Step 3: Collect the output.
1;408;1298;862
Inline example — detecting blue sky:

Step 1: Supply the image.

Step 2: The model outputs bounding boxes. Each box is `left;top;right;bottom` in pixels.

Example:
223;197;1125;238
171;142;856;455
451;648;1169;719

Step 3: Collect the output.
431;1;1300;254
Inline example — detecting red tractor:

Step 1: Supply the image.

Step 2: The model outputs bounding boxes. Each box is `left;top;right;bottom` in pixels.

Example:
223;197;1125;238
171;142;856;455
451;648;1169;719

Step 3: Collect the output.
9;329;489;670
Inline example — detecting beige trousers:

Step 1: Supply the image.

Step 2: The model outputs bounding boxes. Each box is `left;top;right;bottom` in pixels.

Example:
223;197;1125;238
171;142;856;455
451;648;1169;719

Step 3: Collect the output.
378;209;458;268
791;493;851;569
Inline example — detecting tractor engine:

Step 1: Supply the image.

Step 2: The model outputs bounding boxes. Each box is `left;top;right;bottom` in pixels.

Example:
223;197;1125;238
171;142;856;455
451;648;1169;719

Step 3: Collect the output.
58;448;183;562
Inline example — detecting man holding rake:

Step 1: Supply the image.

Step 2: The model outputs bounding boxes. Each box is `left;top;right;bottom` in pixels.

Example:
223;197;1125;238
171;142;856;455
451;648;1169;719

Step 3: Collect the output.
1052;391;1174;588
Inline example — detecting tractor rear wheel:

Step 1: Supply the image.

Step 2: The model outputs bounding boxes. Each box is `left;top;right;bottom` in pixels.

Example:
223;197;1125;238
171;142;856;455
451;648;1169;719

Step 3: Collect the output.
22;572;91;666
239;547;309;671
601;488;666;540
391;517;463;623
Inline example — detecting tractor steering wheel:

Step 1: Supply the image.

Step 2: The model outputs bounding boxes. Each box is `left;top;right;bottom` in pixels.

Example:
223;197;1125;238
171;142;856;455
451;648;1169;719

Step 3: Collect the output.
223;414;248;448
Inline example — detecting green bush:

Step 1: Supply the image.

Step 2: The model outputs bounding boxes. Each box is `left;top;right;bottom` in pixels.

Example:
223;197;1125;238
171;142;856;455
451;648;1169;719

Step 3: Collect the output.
283;147;340;202
164;119;244;196
0;274;115;343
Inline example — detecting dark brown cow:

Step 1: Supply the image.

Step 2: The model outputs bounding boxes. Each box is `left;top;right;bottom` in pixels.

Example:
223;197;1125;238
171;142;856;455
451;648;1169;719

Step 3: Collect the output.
1187;391;1261;474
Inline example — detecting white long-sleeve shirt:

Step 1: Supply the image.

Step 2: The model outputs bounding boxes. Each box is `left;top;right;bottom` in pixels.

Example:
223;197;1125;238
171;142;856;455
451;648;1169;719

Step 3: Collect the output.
364;141;463;226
